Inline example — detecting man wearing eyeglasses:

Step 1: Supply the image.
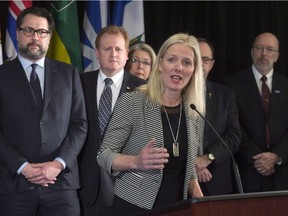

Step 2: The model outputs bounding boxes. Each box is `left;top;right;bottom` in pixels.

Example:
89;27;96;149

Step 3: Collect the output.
0;7;87;216
227;32;288;192
195;38;241;195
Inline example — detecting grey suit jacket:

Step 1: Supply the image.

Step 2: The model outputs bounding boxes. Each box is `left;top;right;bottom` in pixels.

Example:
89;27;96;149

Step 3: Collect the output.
97;91;200;209
0;57;87;193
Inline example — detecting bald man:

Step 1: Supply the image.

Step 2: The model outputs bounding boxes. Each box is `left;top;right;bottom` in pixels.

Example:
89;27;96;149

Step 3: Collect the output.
226;32;288;192
196;38;241;195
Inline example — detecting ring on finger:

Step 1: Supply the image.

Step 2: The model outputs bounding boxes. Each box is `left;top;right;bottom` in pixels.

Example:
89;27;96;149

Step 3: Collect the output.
149;160;153;166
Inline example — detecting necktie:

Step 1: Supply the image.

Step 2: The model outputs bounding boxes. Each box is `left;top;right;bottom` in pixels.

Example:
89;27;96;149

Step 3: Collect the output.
261;75;270;147
30;64;43;111
98;78;113;135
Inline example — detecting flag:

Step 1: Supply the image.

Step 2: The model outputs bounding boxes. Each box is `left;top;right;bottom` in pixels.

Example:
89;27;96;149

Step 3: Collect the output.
112;0;145;45
5;0;32;61
47;0;82;72
81;0;109;72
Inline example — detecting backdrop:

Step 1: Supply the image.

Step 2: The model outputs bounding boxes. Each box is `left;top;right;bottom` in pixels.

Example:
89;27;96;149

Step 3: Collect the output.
1;1;288;83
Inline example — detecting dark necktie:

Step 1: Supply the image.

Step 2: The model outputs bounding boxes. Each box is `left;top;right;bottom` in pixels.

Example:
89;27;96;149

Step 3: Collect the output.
261;75;270;147
98;78;113;135
30;64;43;111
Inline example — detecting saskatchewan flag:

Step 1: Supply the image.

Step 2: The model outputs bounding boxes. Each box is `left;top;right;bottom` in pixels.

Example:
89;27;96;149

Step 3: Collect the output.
47;1;82;72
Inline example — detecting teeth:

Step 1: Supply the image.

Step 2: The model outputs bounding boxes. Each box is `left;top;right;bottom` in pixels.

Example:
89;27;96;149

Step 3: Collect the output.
171;75;181;80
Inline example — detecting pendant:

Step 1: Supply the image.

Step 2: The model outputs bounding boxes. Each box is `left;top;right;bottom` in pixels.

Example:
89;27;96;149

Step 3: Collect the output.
173;142;179;157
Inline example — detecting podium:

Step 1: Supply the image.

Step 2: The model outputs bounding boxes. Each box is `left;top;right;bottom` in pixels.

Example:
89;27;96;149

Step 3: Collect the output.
142;190;288;216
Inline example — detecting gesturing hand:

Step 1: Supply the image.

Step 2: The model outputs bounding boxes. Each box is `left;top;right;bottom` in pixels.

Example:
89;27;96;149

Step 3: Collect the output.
135;138;169;170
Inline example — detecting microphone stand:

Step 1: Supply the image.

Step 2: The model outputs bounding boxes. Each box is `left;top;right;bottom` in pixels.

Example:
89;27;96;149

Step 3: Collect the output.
190;104;244;194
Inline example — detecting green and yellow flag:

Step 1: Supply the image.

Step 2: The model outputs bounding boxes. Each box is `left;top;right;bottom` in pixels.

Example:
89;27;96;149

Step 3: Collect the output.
47;1;82;72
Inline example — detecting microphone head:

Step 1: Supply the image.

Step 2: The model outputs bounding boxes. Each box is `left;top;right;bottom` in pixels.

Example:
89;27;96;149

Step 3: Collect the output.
190;104;196;110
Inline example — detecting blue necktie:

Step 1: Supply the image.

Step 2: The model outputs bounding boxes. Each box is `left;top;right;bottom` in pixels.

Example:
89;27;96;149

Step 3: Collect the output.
30;64;42;112
99;78;113;135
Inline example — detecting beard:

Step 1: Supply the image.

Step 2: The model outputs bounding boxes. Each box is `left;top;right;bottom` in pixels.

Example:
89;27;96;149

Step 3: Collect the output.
254;59;273;73
18;41;47;61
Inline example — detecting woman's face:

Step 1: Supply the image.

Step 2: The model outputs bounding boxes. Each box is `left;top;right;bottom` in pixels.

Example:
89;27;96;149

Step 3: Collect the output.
159;43;195;94
129;50;152;80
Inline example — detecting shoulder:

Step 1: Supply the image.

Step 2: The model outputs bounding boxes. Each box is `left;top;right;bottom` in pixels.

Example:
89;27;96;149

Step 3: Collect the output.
124;71;147;85
81;69;99;80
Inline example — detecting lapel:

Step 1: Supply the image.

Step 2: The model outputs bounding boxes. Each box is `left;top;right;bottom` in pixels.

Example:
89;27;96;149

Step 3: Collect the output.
243;69;265;113
119;71;133;95
143;97;164;148
42;58;58;112
13;58;41;114
205;81;216;120
270;72;283;114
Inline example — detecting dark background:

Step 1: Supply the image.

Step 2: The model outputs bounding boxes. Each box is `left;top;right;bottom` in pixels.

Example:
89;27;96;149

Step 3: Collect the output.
1;1;288;83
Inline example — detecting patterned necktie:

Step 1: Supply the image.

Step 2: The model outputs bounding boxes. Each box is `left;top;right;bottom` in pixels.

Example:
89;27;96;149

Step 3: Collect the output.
261;75;270;147
98;78;113;135
30;64;42;111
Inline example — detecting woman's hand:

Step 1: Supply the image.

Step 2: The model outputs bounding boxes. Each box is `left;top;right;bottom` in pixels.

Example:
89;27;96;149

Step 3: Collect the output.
135;138;169;170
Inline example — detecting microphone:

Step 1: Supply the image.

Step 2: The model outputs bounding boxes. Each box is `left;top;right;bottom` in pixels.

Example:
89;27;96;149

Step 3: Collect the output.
190;104;244;194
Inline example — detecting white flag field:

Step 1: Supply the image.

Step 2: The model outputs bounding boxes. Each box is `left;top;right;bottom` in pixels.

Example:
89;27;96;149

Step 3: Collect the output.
81;0;145;72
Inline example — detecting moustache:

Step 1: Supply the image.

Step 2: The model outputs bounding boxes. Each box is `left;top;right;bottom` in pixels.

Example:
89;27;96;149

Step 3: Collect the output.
27;42;41;48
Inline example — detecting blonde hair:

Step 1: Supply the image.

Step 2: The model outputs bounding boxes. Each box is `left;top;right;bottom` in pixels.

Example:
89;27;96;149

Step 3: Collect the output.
138;33;206;118
125;43;156;73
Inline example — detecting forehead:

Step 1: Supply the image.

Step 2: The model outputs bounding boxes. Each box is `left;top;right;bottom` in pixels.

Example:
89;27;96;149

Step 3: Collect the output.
21;14;48;29
199;42;212;56
132;50;151;58
254;34;279;48
99;33;126;47
165;43;194;58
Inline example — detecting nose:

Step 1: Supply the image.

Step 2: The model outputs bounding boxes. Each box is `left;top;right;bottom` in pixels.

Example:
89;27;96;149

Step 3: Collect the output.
31;32;40;39
175;61;183;72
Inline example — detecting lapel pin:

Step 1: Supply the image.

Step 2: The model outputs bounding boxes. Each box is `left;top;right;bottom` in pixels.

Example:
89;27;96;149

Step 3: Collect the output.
274;90;280;94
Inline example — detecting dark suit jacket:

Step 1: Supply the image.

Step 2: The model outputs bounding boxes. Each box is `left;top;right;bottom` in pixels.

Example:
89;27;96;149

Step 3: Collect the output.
200;81;241;195
226;68;288;192
78;70;146;206
0;58;87;193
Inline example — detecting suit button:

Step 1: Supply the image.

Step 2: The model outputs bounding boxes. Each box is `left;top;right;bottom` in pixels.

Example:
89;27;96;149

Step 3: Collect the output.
40;121;45;125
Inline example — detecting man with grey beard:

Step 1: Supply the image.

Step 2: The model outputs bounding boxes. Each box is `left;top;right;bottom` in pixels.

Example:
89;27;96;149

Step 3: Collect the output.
0;7;87;216
226;32;288;192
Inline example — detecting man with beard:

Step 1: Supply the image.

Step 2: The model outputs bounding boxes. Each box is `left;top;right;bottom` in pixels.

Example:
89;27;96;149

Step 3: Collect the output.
0;7;87;216
226;32;288;192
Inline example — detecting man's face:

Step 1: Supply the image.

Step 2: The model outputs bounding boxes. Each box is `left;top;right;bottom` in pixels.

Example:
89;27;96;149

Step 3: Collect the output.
199;42;214;79
17;14;51;61
96;33;128;76
251;33;279;75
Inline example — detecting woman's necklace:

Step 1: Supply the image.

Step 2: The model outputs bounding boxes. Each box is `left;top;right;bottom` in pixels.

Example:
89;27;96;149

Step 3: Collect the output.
163;103;182;157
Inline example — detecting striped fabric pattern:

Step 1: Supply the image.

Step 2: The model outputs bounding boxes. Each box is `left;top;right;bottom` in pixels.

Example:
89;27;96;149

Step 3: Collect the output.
97;91;200;209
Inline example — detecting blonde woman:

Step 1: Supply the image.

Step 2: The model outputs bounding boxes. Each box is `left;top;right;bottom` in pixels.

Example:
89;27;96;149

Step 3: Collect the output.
125;42;156;80
97;33;205;215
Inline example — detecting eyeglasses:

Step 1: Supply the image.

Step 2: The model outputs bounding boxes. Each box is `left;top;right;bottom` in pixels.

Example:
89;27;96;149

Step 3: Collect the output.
253;46;279;55
201;56;214;64
130;58;151;66
19;27;51;38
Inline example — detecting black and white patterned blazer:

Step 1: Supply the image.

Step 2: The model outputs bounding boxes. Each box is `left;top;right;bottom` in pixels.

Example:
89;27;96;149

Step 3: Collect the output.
97;91;200;209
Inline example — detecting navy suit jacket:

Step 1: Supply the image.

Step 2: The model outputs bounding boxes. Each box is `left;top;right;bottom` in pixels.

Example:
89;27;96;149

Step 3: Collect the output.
226;68;288;192
0;57;87;193
78;70;146;206
200;81;241;195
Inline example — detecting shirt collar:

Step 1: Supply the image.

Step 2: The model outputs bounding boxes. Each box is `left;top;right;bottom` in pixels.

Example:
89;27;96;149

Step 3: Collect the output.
18;54;45;70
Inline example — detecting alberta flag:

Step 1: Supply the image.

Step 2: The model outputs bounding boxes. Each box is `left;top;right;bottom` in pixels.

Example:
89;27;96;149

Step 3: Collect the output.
5;0;32;61
81;0;109;72
47;1;82;72
112;0;145;45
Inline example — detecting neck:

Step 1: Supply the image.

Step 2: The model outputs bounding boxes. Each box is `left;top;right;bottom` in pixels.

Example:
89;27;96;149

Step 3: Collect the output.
162;93;182;107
